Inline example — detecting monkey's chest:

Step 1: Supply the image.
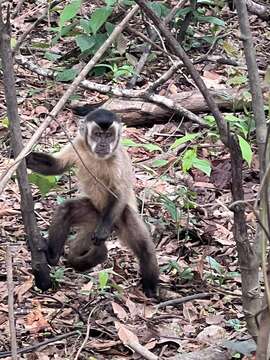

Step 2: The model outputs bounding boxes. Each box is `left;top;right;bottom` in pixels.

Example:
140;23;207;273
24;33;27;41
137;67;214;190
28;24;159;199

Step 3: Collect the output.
76;167;117;211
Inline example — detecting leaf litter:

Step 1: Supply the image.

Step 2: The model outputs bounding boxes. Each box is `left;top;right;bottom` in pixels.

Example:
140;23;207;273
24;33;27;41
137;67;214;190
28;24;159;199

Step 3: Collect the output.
0;1;267;358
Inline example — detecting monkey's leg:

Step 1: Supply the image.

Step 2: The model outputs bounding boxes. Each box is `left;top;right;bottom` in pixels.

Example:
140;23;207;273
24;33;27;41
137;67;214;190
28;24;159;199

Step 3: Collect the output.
47;198;99;266
117;206;159;298
68;228;108;272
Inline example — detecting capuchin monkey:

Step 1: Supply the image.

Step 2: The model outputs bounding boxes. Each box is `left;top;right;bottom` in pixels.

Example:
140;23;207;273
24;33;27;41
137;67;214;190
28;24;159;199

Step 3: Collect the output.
26;108;159;297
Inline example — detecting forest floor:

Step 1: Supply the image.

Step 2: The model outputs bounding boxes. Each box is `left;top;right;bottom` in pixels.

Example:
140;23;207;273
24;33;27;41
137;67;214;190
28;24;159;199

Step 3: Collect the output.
0;1;269;359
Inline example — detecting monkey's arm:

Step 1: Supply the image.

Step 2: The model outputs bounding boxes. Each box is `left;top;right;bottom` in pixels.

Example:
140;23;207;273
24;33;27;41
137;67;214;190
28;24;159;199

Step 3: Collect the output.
26;144;76;175
93;191;126;244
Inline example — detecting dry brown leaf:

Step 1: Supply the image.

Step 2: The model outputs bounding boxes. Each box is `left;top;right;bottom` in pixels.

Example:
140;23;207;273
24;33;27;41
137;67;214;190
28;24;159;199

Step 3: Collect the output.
35;105;48;116
111;301;128;321
81;280;94;292
197;325;226;345
25;300;50;334
183;302;198;322
15;276;33;303
116;322;139;345
0;205;18;217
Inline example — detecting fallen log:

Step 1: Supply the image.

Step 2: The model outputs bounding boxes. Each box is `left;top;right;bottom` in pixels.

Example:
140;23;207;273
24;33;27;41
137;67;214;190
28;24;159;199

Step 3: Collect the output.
96;86;269;126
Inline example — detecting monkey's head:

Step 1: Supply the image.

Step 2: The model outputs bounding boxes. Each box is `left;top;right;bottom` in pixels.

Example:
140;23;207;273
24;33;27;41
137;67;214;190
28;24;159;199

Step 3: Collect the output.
80;109;122;160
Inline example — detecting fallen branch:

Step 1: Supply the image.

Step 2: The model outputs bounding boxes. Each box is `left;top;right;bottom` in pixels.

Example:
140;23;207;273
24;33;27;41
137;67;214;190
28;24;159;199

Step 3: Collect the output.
15;55;204;126
17;55;270;125
6;245;18;359
0;5;139;194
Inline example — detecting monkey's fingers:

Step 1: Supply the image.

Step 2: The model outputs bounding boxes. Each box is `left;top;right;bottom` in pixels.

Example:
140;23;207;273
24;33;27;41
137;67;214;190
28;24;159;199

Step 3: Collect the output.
92;225;111;245
26;152;61;175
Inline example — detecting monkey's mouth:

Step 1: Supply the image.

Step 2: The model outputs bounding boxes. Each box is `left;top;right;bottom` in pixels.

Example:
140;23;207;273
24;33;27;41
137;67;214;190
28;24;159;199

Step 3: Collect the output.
95;148;110;157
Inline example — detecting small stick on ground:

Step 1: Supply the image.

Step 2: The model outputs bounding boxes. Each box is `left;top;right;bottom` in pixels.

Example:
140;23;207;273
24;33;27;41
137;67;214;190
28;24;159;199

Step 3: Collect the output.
127;341;158;360
6;245;18;359
156;292;212;309
0;331;78;358
74;306;97;360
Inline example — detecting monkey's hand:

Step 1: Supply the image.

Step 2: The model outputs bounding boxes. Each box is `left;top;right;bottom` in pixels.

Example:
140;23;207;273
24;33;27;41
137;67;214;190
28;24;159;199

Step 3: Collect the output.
26;152;63;175
92;223;111;245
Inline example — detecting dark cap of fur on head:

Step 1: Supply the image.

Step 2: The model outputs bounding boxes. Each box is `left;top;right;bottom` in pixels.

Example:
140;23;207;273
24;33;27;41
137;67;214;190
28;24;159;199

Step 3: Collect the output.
85;108;120;130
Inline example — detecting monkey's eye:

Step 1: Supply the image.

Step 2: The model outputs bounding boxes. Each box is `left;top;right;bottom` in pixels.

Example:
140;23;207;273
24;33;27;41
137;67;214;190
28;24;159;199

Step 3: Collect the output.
93;131;103;137
105;132;112;138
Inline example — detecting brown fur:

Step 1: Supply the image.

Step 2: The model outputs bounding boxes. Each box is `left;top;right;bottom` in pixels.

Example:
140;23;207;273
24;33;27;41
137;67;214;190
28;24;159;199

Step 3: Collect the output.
26;111;159;297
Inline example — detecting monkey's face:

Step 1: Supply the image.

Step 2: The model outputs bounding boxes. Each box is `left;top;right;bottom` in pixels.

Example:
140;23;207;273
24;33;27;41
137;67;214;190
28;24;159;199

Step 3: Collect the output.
85;121;122;159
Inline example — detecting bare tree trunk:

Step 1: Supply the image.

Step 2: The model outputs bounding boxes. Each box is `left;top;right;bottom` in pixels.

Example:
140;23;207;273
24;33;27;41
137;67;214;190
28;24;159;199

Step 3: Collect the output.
133;0;261;340
0;7;51;290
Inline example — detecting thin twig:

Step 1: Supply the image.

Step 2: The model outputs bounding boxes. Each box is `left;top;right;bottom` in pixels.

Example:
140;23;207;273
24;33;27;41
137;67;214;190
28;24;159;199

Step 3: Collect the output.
156;292;212;309
74;306;97;360
0;5;139;195
128;1;184;87
147;61;182;92
0;331;78;358
6;245;18;359
126;26;176;58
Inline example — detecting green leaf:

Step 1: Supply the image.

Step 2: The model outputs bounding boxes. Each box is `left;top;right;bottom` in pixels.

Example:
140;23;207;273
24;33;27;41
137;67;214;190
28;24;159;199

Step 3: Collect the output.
105;0;117;5
192;158;211;176
99;270;109;291
121;138;139;147
28;173;58;196
151;159;169;168
170;133;200;150
195;15;225;27
44;51;61;61
89;7;113;34
148;2;169;17
225;114;242;122
227;75;247;86
206;256;223;274
59;0;82;28
55;68;79;82
76;34;96;52
182;149;196;172
80;19;91;33
1;116;9;128
89;33;108;53
142;143;162;152
238;135;252;166
105;21;115;35
180;267;194;280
